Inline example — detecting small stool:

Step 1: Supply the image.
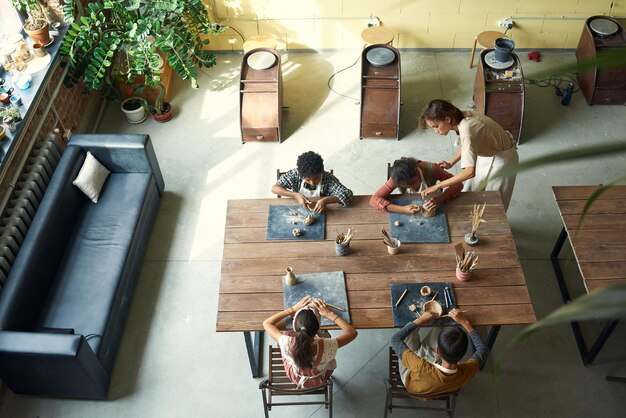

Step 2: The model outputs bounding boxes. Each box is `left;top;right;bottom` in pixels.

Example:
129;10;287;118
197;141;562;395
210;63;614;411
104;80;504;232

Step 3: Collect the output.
243;35;277;53
469;31;507;68
361;26;394;45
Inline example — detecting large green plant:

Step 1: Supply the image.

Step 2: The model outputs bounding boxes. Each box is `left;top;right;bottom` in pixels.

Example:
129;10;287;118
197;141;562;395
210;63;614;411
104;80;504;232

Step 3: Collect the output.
60;0;225;99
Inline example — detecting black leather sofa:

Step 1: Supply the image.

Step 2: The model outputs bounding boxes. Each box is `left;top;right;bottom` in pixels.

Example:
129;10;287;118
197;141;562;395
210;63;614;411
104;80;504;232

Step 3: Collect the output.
0;134;164;399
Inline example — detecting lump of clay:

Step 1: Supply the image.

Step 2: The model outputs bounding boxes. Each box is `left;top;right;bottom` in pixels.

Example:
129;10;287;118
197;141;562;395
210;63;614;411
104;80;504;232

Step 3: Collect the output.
420;286;431;297
292;228;302;237
289;210;298;216
408;304;417;312
422;206;436;218
304;214;314;226
394;220;401;227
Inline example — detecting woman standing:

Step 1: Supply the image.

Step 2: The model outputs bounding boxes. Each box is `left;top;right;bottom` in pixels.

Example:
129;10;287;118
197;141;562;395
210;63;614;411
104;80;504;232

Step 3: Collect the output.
418;99;518;210
263;296;358;388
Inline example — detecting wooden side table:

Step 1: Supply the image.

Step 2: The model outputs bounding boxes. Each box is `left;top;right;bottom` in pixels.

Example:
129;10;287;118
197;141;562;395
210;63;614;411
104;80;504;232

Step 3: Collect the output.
360;44;401;140
576;16;626;105
239;48;283;143
473;49;525;144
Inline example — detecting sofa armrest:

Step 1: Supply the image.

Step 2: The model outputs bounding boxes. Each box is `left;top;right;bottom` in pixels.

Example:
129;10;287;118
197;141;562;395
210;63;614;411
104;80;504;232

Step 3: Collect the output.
0;331;110;399
67;134;165;195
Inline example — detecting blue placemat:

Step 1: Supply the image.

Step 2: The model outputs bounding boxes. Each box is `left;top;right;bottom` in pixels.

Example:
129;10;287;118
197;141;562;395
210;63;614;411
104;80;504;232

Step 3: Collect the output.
266;205;326;240
390;282;456;327
283;271;350;327
388;198;450;243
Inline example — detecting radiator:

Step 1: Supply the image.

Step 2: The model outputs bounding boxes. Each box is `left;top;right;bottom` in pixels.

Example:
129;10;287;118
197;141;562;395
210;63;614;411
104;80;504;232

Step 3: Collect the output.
0;134;62;287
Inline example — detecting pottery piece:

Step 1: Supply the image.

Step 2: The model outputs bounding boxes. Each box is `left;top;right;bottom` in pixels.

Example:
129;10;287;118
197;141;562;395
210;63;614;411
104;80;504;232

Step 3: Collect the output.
420;285;431;297
408;304;417;312
292;228;302;237
456;267;473;282
289;210;298;216
422;206;436;217
387;238;401;255
422;300;443;316
394;220;401;227
285;267;297;286
304;214;314;226
464;233;478;246
335;241;349;256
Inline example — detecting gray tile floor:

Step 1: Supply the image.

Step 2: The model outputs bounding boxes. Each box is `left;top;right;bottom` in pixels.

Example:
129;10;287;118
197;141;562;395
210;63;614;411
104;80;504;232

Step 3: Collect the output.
1;51;626;417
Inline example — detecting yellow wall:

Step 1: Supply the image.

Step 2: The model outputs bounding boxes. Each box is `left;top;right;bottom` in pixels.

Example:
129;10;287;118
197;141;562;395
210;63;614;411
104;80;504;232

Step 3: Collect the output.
206;0;624;51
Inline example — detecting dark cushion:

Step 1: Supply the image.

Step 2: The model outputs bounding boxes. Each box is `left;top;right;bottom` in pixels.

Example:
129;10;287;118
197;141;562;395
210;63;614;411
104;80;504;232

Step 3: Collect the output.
36;172;152;355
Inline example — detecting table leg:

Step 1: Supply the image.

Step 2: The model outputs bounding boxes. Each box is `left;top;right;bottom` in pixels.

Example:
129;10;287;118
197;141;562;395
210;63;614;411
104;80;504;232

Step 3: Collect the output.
486;325;501;350
550;227;619;365
244;331;263;378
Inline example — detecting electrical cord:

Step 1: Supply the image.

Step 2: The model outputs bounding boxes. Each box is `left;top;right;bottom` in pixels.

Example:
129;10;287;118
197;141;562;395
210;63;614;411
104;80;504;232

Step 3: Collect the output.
327;47;364;103
524;73;581;94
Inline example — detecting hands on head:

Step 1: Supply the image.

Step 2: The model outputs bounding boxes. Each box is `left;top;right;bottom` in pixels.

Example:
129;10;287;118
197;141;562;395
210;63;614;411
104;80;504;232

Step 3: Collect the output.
291;296;333;318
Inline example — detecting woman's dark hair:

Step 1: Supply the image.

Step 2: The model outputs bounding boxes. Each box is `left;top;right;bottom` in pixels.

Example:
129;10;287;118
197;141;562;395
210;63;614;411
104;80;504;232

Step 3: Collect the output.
292;310;320;369
437;327;468;364
390;157;418;187
297;151;324;178
418;99;464;130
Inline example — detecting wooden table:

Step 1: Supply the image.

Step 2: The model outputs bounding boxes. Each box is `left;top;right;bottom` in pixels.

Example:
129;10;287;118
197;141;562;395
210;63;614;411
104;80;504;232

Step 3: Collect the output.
218;193;536;377
550;185;626;365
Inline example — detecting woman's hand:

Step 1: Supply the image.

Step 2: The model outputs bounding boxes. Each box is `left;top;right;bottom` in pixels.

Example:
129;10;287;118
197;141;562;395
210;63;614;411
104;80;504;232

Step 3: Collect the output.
423;195;442;211
438;160;453;169
311;299;333;318
291;296;312;313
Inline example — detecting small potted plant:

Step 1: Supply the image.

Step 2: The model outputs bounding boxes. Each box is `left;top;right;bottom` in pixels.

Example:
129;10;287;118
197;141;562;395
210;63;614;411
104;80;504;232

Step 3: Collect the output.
465;202;486;245
148;82;172;123
10;0;52;45
120;96;147;124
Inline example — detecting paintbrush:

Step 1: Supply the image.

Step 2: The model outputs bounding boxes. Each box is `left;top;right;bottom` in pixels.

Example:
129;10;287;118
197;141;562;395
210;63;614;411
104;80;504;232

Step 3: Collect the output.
381;227;397;247
394;288;409;307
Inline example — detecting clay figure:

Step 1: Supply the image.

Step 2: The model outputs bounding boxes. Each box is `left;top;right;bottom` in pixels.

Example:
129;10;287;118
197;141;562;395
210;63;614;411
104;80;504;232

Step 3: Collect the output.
394;220;401;227
292;228;302;237
408;304;417;312
285;266;297;285
420;285;431;297
304;214;314;226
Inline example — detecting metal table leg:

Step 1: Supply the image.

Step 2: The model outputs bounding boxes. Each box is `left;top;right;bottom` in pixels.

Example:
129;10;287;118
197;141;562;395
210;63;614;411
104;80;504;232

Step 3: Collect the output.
550;227;619;365
486;325;501;351
244;331;263;378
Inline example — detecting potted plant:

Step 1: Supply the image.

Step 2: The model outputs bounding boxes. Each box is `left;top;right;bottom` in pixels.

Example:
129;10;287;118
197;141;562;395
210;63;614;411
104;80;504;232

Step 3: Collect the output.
9;0;52;45
120;96;147;124
148;82;172;123
60;0;225;114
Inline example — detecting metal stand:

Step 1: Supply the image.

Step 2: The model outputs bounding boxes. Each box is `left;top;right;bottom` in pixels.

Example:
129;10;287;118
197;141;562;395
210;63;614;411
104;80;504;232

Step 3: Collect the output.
550;227;619;365
486;325;501;350
244;331;263;378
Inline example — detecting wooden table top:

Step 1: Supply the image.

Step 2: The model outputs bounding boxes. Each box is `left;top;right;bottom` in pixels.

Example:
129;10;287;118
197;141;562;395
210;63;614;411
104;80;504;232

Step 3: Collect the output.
553;185;626;293
217;193;536;332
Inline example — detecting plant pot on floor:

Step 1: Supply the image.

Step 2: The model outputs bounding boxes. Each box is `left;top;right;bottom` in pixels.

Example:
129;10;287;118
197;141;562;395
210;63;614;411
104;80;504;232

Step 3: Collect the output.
150;102;172;123
121;97;147;124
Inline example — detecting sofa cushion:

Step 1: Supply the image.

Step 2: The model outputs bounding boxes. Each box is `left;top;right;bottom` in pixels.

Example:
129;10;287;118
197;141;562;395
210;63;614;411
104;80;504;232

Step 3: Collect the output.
37;172;153;355
72;151;111;203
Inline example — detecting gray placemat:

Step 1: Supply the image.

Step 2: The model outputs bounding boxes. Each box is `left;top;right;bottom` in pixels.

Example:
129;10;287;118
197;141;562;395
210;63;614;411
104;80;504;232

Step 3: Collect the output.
388;198;450;243
390;282;456;327
283;271;350;327
266;205;325;240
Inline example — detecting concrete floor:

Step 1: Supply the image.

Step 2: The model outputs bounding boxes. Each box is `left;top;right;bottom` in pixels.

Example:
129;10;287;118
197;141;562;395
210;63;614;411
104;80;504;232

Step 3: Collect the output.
1;50;626;417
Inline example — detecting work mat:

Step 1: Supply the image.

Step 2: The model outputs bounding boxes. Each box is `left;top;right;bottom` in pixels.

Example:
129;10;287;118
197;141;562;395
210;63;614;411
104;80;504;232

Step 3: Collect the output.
390;282;456;327
266;205;326;240
388;198;450;243
283;271;350;327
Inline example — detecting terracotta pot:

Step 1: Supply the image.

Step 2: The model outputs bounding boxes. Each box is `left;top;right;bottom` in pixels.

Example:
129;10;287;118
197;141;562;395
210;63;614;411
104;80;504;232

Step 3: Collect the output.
25;20;51;46
455;267;473;282
150;102;173;122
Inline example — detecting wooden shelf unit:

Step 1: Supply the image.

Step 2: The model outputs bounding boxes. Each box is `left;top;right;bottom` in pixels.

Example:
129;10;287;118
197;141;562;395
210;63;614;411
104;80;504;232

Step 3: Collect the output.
360;44;401;140
576;16;626;106
473;49;525;144
239;48;283;143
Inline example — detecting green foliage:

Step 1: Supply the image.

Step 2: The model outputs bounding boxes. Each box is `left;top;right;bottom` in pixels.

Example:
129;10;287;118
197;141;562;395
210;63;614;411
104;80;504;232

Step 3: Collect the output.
60;0;227;102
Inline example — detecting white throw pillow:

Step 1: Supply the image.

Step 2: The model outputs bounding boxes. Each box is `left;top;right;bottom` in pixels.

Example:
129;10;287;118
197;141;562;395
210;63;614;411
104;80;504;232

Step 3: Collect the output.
72;151;110;203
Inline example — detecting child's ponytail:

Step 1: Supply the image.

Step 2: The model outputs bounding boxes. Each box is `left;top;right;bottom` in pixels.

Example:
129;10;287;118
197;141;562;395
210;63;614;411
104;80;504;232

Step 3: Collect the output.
291;310;320;369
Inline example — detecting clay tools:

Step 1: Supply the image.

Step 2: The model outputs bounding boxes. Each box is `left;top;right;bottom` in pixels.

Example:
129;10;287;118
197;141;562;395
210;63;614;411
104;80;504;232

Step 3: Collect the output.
395;288;409;307
324;301;345;312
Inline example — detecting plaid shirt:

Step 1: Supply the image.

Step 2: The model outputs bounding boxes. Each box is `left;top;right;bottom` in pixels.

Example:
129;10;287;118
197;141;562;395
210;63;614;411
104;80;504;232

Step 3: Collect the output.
277;169;353;206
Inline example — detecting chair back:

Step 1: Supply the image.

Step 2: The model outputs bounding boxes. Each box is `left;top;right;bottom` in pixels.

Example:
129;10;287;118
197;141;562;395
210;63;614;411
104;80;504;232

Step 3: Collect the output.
385;347;459;418
259;346;333;417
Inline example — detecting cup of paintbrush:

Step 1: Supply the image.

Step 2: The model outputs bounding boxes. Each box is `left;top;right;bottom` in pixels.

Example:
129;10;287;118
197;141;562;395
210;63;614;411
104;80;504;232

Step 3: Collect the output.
334;228;355;256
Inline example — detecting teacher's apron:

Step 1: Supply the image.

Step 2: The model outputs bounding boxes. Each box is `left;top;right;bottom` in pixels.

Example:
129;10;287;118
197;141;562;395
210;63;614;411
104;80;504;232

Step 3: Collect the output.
463;146;518;211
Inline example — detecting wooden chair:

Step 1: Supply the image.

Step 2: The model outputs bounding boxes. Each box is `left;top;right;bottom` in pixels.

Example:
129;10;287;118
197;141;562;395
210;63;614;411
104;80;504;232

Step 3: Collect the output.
469;31;508;68
384;347;459;418
259;346;333;418
275;169;333;198
386;163;406;194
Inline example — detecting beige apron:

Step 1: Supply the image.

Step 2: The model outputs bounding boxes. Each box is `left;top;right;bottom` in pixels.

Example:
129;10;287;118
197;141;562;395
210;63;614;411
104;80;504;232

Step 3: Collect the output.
463;146;518;211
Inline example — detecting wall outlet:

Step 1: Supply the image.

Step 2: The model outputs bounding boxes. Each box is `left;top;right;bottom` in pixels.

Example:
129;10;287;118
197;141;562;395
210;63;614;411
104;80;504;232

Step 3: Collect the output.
498;18;513;29
367;17;380;27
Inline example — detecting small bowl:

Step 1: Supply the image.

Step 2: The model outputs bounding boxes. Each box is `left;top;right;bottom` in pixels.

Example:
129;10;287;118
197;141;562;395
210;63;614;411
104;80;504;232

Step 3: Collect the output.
420;285;431;297
422;300;443;316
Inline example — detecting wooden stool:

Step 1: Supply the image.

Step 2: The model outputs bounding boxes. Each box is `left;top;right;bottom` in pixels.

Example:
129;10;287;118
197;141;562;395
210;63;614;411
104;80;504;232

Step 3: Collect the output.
243;35;278;53
469;31;507;68
361;26;394;45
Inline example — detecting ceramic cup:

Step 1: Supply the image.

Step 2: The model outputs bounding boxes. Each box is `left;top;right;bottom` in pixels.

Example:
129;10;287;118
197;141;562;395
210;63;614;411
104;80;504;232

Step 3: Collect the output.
0;125;5;140
464;233;478;246
9;94;21;106
335;241;350;256
0;93;10;105
0;86;14;96
455;267;473;282
14;74;32;90
387;238;401;255
32;42;47;57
